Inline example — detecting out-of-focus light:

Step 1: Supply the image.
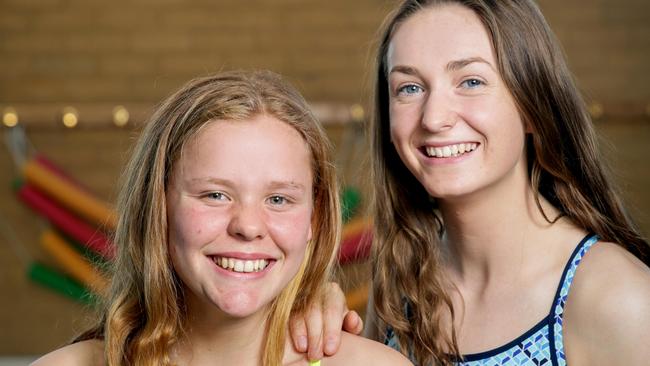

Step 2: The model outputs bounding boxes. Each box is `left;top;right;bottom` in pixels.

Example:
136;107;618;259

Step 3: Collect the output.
112;105;129;127
588;102;604;120
62;107;79;128
2;107;19;127
349;104;365;123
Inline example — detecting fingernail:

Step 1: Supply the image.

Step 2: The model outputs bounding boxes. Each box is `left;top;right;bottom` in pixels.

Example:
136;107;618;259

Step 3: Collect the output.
298;336;307;351
325;339;336;354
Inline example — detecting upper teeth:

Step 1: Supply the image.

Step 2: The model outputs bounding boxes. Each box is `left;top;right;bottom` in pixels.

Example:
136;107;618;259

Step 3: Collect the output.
213;256;269;273
425;143;477;158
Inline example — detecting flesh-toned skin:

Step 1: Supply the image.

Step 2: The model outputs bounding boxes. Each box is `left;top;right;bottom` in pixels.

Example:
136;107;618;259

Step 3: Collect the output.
293;4;650;365
31;115;412;366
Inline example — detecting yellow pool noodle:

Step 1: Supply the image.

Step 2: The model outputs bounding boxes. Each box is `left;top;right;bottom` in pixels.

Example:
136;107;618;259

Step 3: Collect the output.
342;216;371;240
40;230;109;295
23;159;117;230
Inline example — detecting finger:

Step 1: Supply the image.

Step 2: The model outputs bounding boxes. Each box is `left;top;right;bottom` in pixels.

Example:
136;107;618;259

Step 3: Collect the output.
288;314;308;353
343;310;364;335
322;305;345;355
305;304;324;361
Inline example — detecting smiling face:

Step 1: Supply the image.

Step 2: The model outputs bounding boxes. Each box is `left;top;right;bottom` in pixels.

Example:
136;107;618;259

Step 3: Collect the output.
386;4;528;202
166;114;313;319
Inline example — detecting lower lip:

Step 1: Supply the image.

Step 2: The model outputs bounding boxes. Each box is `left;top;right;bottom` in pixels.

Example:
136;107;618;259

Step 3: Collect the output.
210;257;276;279
420;147;478;165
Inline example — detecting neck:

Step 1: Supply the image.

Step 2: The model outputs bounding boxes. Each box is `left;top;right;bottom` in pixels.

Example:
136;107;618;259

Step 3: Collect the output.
438;165;560;289
175;295;269;366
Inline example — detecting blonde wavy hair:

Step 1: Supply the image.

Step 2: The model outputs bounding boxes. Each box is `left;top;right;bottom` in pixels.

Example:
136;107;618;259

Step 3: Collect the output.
76;70;341;366
369;1;649;365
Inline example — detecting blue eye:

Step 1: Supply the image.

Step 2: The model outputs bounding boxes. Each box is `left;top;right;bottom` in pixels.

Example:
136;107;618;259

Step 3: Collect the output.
268;195;287;205
461;79;483;88
206;192;228;201
397;84;423;96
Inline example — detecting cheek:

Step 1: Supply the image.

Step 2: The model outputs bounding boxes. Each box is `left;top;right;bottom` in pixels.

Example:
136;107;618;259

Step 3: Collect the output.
168;205;226;252
267;210;312;254
389;104;416;138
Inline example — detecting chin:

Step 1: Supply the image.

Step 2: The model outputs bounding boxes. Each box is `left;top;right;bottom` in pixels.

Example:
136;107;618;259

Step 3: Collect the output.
213;291;268;318
424;182;480;201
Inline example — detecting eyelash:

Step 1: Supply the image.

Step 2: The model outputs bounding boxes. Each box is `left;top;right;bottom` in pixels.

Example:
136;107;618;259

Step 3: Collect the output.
268;195;289;206
396;84;424;96
395;78;484;96
460;78;484;89
204;192;229;201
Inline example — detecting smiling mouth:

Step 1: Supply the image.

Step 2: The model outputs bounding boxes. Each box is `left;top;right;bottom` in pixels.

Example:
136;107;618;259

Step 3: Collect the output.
211;256;271;273
423;143;478;158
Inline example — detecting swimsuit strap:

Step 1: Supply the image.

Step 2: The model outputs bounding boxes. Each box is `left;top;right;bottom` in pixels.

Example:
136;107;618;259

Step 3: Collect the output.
548;233;599;366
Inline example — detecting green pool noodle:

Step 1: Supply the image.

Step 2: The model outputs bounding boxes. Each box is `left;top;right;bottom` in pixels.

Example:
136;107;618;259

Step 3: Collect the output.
341;187;362;223
28;262;95;305
58;230;110;270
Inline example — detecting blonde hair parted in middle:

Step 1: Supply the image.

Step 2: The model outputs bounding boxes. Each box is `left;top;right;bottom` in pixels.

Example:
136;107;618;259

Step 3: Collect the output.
77;70;341;366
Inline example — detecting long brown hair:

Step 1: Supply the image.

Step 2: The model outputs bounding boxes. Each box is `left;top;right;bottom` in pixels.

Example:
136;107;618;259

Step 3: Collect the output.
370;1;649;364
76;70;341;366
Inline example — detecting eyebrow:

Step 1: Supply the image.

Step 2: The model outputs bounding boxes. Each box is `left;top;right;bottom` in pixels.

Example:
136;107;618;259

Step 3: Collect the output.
446;57;494;72
189;177;306;192
388;57;494;76
388;65;422;77
268;181;307;192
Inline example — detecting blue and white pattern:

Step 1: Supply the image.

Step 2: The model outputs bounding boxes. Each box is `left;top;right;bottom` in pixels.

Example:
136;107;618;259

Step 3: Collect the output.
550;235;599;366
383;234;599;366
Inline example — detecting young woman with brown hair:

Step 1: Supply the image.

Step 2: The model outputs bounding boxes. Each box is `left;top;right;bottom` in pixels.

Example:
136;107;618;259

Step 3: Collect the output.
291;1;650;365
32;70;411;366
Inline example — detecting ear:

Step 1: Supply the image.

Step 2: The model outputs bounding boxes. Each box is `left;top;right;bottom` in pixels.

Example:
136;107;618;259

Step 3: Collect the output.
524;119;534;134
307;224;313;242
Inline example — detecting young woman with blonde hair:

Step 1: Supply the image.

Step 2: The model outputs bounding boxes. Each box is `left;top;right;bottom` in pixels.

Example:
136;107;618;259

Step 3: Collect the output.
32;70;411;366
291;1;650;365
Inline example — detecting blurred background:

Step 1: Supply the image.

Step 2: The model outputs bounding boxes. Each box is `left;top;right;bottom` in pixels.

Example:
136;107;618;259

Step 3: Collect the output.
0;0;648;362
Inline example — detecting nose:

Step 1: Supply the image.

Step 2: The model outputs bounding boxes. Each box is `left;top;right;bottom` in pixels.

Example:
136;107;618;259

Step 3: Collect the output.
227;202;267;241
420;89;458;132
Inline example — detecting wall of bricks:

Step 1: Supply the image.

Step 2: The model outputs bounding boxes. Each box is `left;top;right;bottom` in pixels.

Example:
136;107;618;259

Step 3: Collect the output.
0;0;649;356
0;0;648;107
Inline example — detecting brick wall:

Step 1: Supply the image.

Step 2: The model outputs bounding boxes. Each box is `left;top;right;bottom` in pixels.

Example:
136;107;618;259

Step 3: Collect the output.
0;0;649;356
1;0;648;108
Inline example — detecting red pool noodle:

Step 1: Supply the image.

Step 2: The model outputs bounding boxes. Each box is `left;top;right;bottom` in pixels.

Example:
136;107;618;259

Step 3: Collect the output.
17;184;115;260
34;154;92;194
338;229;373;264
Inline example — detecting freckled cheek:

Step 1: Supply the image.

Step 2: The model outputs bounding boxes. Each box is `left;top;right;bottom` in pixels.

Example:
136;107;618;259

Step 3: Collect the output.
169;206;230;249
266;212;312;253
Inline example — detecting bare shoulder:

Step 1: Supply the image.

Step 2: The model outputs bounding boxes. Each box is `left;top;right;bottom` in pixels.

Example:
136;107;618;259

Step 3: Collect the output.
324;332;412;366
564;241;650;364
31;339;105;366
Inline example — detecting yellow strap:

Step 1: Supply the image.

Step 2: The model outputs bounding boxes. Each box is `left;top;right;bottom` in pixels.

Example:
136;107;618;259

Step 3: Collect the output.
308;360;321;366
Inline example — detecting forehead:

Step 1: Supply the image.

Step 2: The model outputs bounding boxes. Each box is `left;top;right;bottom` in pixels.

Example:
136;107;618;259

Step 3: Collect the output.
387;4;495;68
176;115;313;180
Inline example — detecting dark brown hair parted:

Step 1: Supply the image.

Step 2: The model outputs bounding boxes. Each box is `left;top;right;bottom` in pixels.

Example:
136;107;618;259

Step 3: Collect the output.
75;70;341;366
369;1;649;365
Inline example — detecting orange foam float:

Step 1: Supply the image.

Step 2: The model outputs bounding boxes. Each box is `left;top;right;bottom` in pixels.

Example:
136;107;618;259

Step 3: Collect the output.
40;230;109;294
23;159;117;230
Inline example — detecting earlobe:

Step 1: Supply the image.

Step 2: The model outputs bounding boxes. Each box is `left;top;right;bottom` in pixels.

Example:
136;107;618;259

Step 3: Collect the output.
524;121;534;134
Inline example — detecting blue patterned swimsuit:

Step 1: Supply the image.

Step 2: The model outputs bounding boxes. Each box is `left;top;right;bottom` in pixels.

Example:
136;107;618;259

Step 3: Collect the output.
384;234;599;366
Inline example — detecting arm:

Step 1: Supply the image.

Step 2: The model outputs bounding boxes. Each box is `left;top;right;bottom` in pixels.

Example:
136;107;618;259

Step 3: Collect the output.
563;242;650;365
30;340;104;366
325;331;412;366
288;282;364;360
